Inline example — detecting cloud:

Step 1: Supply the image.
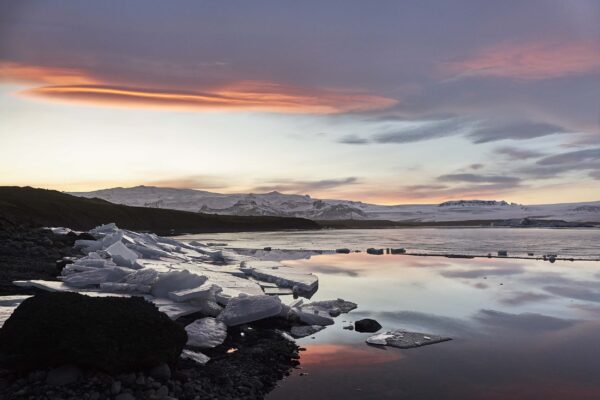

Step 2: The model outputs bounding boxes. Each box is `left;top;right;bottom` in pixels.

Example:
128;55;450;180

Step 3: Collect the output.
467;121;566;143
496;146;546;160
519;147;600;179
444;41;600;80
469;163;484;170
537;148;600;166
147;175;227;190
337;117;570;146
338;134;369;144
251;177;360;193
2;61;398;114
437;173;521;185
372;118;466;144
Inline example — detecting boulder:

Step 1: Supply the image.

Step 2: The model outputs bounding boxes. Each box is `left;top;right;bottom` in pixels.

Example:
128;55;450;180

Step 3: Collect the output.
354;318;382;333
0;292;187;373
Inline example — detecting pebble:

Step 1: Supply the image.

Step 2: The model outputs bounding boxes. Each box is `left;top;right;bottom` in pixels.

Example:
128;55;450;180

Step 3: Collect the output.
115;393;136;400
111;380;122;394
46;365;81;386
156;385;169;398
150;364;171;382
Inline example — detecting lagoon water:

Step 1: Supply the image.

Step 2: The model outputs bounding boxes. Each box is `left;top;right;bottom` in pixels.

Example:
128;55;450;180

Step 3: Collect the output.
178;228;600;399
177;228;600;259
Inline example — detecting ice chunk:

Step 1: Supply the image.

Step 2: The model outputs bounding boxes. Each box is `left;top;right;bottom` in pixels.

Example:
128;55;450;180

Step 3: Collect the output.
168;281;220;302
99;282;151;293
155;300;208;320
218;294;282;326
290;325;325;338
105;241;140;269
366;329;451;348
291;307;334;326
122;268;159;286
13;280;76;292
304;299;357;317
185;317;228;348
0;295;32;328
62;267;129;288
181;349;210;365
150;270;207;298
245;264;318;292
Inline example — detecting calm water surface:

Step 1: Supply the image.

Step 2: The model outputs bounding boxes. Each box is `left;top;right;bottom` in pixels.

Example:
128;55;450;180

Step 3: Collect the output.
177;229;600;399
177;228;600;259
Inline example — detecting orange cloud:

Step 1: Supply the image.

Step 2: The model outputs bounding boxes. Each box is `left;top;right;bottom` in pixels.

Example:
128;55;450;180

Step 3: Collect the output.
1;61;397;114
0;61;97;85
443;42;600;80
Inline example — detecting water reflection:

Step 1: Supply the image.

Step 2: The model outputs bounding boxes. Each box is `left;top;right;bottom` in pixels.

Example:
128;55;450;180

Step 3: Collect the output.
264;253;600;400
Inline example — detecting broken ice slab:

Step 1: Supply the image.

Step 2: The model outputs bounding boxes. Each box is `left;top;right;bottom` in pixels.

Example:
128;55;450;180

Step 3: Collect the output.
99;282;151;293
290;325;325;338
105;241;141;269
242;261;318;292
366;330;451;349
13;280;78;292
185;317;228;348
291;306;334;326
263;287;294;295
305;299;357;317
168;281;220;302
218;294;282;326
151;298;209;320
150;270;207;298
62;267;130;288
181;349;210;365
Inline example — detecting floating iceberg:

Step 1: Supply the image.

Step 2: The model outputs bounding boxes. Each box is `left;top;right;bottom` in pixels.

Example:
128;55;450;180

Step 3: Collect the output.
366;329;451;348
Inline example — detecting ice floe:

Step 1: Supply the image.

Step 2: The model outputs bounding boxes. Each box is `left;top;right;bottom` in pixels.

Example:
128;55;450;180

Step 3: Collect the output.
366;330;451;348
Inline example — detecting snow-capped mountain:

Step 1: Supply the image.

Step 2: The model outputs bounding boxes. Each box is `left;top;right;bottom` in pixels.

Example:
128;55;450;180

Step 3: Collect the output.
69;186;600;222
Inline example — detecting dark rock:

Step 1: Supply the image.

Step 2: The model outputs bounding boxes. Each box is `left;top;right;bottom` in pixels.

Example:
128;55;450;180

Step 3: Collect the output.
263;247;272;251
115;393;135;400
46;365;81;386
0;292;187;373
366;248;384;255
335;248;351;254
149;364;171;382
354;318;382;333
390;248;406;254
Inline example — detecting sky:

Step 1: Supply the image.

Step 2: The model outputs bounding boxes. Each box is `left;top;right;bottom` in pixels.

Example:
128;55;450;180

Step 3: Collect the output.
0;0;599;205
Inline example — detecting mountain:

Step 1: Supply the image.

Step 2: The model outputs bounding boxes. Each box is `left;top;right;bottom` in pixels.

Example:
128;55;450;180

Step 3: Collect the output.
0;186;320;234
70;186;600;223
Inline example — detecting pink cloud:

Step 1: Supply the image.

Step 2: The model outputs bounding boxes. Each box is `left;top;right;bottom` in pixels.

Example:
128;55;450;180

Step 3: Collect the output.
443;42;600;80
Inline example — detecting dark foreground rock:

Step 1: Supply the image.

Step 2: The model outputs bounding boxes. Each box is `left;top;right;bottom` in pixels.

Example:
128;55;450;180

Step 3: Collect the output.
354;318;382;333
0;326;299;400
0;292;187;373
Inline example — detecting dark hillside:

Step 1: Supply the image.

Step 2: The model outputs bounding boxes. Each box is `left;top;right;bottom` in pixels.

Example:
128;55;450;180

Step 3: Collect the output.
0;187;320;234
